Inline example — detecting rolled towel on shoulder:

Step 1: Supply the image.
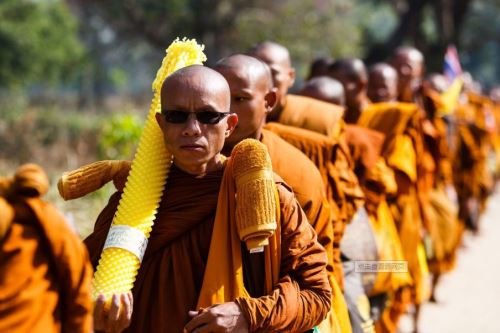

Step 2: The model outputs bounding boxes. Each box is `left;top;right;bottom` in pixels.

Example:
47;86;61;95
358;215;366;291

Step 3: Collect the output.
231;139;278;252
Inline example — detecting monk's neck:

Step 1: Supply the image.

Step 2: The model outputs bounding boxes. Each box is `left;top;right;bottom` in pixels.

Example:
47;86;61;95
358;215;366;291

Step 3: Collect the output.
266;101;285;122
222;129;264;156
345;99;369;124
173;153;226;178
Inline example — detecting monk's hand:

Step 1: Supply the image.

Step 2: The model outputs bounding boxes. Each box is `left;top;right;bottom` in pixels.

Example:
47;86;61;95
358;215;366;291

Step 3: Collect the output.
184;302;249;333
93;292;133;333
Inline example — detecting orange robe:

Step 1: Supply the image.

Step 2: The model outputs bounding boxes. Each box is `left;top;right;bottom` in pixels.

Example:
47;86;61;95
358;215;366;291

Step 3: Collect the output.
85;163;331;332
265;122;365;289
261;129;331;236
344;126;413;333
454;92;495;223
279;94;345;139
358;102;431;332
0;180;93;332
261;128;351;333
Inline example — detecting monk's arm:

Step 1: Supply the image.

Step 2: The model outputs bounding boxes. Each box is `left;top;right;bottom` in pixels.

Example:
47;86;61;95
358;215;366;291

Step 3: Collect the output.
235;185;332;332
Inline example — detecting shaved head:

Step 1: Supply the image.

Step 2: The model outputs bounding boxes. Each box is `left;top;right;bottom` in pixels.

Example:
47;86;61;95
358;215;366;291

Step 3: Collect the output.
214;54;277;150
368;63;398;102
393;46;424;65
161;65;231;108
308;57;334;80
299;76;345;106
215;54;273;91
247;41;296;115
248;41;292;68
328;58;369;122
391;46;425;101
425;73;449;93
329;58;368;83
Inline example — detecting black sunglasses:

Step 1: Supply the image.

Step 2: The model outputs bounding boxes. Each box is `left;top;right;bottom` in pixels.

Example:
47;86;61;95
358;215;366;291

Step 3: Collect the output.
161;110;230;125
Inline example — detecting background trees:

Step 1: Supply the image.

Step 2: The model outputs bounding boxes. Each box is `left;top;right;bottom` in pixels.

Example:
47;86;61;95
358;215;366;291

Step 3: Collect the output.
1;0;498;96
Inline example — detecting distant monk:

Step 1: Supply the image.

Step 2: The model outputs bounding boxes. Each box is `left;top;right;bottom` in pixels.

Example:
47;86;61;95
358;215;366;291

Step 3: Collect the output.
308;57;334;80
0;164;93;333
247;41;345;139
390;46;425;103
329;58;371;124
215;53;352;333
367;63;398;103
298;76;346;106
84;65;332;332
420;73;462;303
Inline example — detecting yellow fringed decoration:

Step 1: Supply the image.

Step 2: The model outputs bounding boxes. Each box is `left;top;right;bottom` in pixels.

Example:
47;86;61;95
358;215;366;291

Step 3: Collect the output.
92;38;207;300
231;139;278;252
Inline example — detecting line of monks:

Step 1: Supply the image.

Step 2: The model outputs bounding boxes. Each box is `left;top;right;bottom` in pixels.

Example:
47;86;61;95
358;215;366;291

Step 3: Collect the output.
1;41;499;333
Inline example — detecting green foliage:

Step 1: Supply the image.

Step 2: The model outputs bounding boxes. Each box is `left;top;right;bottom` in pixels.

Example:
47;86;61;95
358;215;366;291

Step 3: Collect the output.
461;0;500;88
98;113;143;160
0;0;84;87
233;1;365;79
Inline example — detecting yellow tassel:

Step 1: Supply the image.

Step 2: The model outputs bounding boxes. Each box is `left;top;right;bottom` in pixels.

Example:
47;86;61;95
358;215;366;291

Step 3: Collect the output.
231;139;278;252
92;38;207;300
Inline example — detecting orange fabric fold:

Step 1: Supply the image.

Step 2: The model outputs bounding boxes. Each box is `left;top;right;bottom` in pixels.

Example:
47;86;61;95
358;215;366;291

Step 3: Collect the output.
279;94;345;139
261;128;351;333
344;125;385;170
0;197;92;333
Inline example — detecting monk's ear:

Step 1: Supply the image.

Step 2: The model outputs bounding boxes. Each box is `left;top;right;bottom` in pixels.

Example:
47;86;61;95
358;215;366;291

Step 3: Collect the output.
264;88;278;113
155;113;166;132
288;67;296;88
224;113;238;138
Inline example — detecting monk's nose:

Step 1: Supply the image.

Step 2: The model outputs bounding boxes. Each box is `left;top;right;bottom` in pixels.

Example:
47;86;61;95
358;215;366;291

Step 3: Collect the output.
182;114;202;136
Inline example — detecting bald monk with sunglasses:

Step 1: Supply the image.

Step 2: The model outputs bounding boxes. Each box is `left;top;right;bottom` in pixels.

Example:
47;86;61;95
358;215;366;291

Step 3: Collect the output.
84;65;332;333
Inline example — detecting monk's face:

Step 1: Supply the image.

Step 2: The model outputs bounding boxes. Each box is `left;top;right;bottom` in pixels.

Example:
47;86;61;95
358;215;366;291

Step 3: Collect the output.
368;69;397;103
330;70;365;107
156;67;238;175
392;53;423;97
217;65;276;147
251;49;295;111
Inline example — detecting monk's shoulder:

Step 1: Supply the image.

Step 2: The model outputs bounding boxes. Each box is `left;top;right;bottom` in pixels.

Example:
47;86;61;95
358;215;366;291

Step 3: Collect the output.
263;129;324;197
263;130;320;172
287;94;344;113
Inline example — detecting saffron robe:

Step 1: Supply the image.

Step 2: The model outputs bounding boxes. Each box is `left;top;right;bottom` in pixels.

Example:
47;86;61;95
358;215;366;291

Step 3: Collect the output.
0;195;93;333
85;163;332;332
358;102;431;307
278;94;345;139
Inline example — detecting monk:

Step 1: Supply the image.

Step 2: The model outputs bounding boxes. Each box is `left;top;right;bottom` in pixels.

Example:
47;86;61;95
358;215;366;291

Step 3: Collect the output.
390;46;424;104
85;65;332;332
0;164;93;333
247;41;345;139
308;57;335;80
247;42;369;332
359;84;430;333
420;74;462;303
329;58;371;124
298;76;346;106
246;43;361;221
215;54;352;333
216;54;331;248
367;63;398;103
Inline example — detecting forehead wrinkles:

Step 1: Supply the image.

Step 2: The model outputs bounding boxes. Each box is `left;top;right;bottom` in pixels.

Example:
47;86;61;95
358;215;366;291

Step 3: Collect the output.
162;76;229;111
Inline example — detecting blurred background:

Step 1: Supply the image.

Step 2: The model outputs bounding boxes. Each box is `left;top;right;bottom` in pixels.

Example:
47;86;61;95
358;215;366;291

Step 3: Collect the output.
0;0;499;235
1;2;499;332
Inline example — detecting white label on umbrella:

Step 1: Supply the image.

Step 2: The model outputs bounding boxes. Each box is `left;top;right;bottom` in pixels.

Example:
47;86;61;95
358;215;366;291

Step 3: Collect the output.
103;225;149;262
